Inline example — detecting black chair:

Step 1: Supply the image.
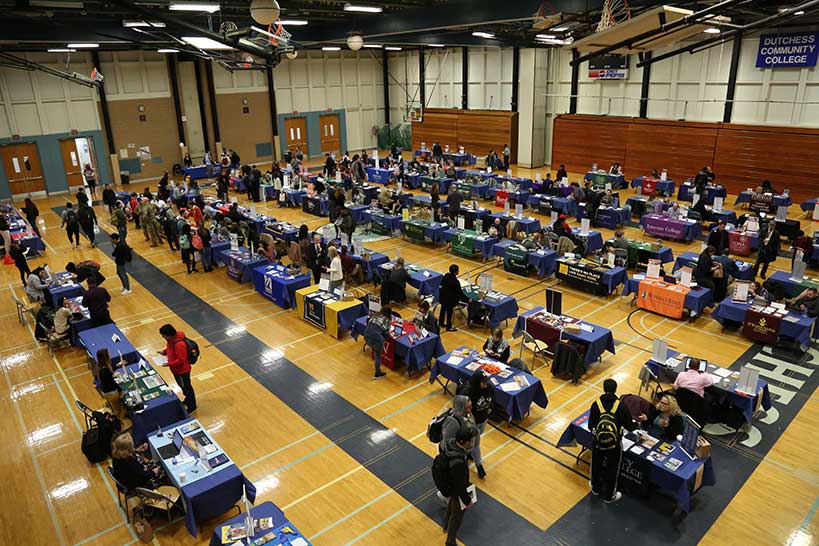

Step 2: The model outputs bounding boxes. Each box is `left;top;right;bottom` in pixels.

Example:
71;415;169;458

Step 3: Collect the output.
553;342;584;384
675;387;706;428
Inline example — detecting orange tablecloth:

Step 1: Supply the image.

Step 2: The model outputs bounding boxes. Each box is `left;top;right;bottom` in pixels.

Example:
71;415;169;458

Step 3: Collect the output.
636;279;690;319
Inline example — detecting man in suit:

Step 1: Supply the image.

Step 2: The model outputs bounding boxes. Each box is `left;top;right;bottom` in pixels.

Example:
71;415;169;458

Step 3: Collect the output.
707;221;729;255
304;233;328;284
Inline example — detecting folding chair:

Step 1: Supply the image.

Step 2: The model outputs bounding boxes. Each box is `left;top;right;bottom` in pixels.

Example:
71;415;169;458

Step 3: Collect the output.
134;486;183;524
13;293;38;325
518;330;550;371
107;466;139;522
637;365;662;401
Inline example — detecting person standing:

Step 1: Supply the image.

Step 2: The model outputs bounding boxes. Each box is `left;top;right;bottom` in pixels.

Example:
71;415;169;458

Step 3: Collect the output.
110;233;132;295
204;150;213;178
754;223;781;279
432;142;443;162
305;234;327;284
502;144;511;171
439;264;469;332
326;246;344;292
77;201;98;247
430;182;441;223
0;213;11;254
441;427;474;546
76;187;89;207
82;277;112;325
693;245;718;292
83;164;97;198
183;152;192;168
111;201;128;241
197;224;213;272
179;224;197;274
102;184;116;216
363;305;391;379
22;198;40;237
9;240;31;286
158;324;196;413
60;202;81;248
589;378;636;503
463;373;492;479
217;168;230;202
446;188;463;225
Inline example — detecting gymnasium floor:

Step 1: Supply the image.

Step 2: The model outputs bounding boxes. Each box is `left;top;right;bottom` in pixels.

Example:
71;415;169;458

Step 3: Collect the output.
1;162;817;546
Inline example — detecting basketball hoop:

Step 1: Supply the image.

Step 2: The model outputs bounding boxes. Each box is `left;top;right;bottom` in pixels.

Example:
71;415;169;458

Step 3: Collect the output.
597;0;631;32
404;101;423;123
532;2;562;30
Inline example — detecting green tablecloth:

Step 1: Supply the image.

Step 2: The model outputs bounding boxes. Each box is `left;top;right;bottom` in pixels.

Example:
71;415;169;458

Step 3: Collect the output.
402;219;428;242
452;229;478;256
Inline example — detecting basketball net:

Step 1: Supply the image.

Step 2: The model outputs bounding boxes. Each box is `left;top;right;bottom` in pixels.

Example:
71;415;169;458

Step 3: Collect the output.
597;0;631;32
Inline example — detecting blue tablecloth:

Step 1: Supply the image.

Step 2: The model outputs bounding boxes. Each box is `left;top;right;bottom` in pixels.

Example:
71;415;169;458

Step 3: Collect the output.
348;204;370;224
210;240;230;266
410;194;448;212
419;176;452;194
640;214;702;241
678;183;726;204
404;173;421;189
571;228;604;254
646;348;772;425
44;273;84;309
263;223;300;245
208;502;309;546
351;316;446;374
182;165;210;180
115;191;131;205
709;209;738;225
489;213;541;235
626;197;673;218
537;196;577;217
283;189;306;207
623;277;714;316
462;182;490;198
302;195;329;216
429;348;548;421
117;360;189;445
801;198;817;212
735;191;792;208
66;296;93;346
585;172;627;188
252;264;312;309
149;418;256;537
443;229;498;257
468;293;519;329
494;175;533;190
378;262;442;301
490;240;557;277
400;220;446;244
768;271;819;297
577;204;629;229
219;248;269;283
77;324;139;365
673;252;754;281
466;170;497;181
360;210;402;232
353;251;390;280
442;152;475;166
712;296;816;350
366;167;392;184
631;177;676;195
512;307;615;365
557;411;715;513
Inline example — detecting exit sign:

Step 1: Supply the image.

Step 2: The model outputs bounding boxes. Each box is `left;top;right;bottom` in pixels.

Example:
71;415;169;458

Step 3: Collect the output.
11;134;20;141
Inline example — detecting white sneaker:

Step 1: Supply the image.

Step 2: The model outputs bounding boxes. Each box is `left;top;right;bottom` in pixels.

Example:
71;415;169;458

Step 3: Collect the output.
604;492;622;504
121;289;131;295
436;491;449;507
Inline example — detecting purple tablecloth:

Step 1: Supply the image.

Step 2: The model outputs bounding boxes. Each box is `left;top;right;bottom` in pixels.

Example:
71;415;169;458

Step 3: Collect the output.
640;214;701;241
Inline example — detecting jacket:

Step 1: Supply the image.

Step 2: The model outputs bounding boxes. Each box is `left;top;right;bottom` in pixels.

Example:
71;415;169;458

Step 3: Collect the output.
446;192;463;213
112;241;131;266
464;374;493;424
440;437;472;507
440;395;475;445
589;393;637;437
304;242;327;270
439;272;468;307
161;331;191;375
706;229;729;254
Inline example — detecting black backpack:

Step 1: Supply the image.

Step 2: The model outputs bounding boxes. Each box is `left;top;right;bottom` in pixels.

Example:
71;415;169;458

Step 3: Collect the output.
431;451;465;497
65;209;79;228
593;399;622;451
123;244;133;263
427;409;452;444
183;337;200;364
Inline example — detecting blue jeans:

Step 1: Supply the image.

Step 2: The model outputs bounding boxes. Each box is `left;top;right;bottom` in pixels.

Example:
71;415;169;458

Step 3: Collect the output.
364;333;384;374
200;246;214;270
117;225;127;242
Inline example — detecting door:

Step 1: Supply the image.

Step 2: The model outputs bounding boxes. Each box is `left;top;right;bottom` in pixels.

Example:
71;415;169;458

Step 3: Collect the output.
283;117;307;156
319;114;341;154
0;142;45;195
59;138;85;189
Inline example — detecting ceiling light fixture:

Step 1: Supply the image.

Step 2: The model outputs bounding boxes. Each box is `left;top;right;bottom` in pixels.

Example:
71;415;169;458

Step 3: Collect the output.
551;26;569;32
277;19;308;25
795;10;805;15
181;36;233;49
384;46;402;51
322;46;341;51
67;43;99;48
123;19;166;27
343;3;382;13
48;48;76;53
362;44;382;48
703;27;721;34
472;31;495;39
427;44;445;47
536;34;556;39
168;2;220;13
157;48;179;53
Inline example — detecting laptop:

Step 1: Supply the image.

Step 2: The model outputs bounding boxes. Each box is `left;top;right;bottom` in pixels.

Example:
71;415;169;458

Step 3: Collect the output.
157;429;185;460
683;357;708;372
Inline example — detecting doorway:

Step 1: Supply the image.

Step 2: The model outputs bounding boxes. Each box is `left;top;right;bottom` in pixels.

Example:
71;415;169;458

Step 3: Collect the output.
60;137;96;191
283;117;307;157
0;142;45;196
319;114;341;155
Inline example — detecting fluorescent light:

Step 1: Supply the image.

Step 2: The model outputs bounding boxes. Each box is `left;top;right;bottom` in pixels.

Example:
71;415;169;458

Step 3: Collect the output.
384;46;402;51
182;36;233;50
123;19;166;28
362;44;382;48
795;10;805;15
427;44;445;48
536;34;556;39
703;27;721;34
48;48;76;53
551;26;569;32
472;31;495;39
67;43;99;48
278;19;308;25
157;48;179;53
169;2;220;13
344;3;382;13
322;46;341;51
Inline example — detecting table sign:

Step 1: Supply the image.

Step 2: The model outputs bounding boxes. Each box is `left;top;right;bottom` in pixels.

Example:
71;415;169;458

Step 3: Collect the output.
813;205;819;221
457;216;466;230
368;295;381;315
373;149;378;164
742;309;781;344
713;196;723;212
551;211;558;224
515;203;523;218
736;366;761;396
679;266;692;288
732;281;750;302
402;208;409;221
651;338;668;363
661;169;667;181
581;218;590;236
792;254;807;281
776;205;788;222
503;199;510;215
646;258;661;279
605;182;612;192
230;233;238;252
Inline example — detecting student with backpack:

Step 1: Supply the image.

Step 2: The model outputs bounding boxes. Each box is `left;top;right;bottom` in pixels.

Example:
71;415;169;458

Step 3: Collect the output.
179;224;198;274
158;324;198;413
429;395;479;507
77;202;98;247
110;233;132;294
61;202;81;247
436;427;475;546
589;378;637;503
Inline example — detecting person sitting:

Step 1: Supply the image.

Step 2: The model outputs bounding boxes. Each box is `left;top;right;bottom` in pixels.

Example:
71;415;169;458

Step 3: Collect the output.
555;164;568;182
608;162;622;176
95;348;124;418
552;214;572;239
673;358;715;398
413;299;439;334
339;246;364;285
53;297;74;337
25;266;50;303
611;230;629;251
707;221;729;255
482;328;510;363
111;432;166;491
760;179;774;193
666;201;683;219
487;217;504;239
636;394;684;441
787;287;819;317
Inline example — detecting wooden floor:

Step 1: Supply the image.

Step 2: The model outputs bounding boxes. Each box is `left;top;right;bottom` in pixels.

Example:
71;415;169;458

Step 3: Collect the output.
1;160;817;546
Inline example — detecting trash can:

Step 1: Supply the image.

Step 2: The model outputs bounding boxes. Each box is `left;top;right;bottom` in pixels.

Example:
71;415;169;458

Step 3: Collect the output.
120;170;130;185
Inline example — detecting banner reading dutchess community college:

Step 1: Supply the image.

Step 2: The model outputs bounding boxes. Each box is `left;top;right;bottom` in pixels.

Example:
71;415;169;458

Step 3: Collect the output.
757;32;819;68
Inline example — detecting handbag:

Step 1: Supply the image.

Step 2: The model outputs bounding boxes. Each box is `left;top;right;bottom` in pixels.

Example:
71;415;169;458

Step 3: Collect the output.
132;507;154;543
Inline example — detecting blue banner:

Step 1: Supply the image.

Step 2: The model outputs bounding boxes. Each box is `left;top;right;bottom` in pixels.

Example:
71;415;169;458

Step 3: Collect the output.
756;32;819;68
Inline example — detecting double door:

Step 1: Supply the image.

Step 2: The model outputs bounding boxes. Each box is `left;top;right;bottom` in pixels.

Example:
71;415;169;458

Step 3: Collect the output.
0;142;44;195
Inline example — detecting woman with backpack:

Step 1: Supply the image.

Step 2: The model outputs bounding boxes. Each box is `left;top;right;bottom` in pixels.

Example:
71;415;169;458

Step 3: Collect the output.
179;224;197;274
110;232;132;294
363;305;392;379
60;202;82;248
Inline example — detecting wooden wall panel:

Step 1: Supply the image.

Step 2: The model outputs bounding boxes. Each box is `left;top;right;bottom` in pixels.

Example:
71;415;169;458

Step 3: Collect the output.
551;115;627;174
411;109;518;163
551;114;819;203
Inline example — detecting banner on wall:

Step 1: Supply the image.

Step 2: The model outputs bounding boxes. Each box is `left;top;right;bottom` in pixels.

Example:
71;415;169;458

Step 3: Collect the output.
588;54;628;79
756;32;819;68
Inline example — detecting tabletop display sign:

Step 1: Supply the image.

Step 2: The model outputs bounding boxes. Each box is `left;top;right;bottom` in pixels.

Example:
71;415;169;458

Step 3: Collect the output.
515;203;523;218
229;233;239;252
479;273;493;292
750;192;775;214
746;217;760;232
732;281;750;302
776;205;788;222
679;414;701;460
580;218;590;236
756;32;819;68
650;338;668;364
660;169;667;181
504;199;511;216
457;216;466;230
712;196;723;212
487;166;493;174
368;295;381;316
452;232;475;257
402;208;410;222
304;293;327;329
641;178;656;195
496;190;509;209
336;171;341;183
679;266;693;288
372;150;378;164
646;258;662;279
813;205;819;221
557;260;605;295
736;365;761;397
742;308;781;345
551;211;558;225
791;254;807;281
605;182;612;192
